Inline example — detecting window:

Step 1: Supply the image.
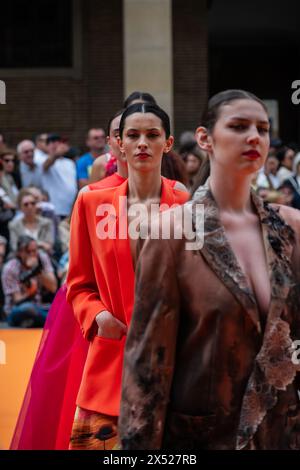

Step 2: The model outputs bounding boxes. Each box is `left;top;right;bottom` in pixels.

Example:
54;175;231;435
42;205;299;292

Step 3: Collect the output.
0;0;72;68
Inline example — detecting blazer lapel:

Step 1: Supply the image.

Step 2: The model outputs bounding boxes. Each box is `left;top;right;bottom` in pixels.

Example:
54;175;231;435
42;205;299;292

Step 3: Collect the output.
112;177;179;326
194;184;299;448
193;185;261;333
112;181;135;326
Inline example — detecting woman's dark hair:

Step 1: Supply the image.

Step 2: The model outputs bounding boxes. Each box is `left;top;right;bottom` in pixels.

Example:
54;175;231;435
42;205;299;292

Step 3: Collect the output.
17;234;35;251
0;148;17;161
276;146;293;165
161;151;189;186
106;109;124;136
191;156;211;196
123;91;157;108
201;89;268;133
119;103;171;139
196;89;269;187
182;144;205;163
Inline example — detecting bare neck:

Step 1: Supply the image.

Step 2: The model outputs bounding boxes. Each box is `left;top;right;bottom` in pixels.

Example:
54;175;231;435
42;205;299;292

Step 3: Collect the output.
116;161;128;179
127;167;161;202
23;214;37;224
209;167;254;214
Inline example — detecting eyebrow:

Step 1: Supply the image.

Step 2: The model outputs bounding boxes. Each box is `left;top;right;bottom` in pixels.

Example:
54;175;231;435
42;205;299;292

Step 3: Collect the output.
126;127;161;131
228;116;270;126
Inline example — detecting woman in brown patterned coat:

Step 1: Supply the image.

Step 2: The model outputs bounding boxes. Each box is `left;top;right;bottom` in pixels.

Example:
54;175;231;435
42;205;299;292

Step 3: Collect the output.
119;90;300;450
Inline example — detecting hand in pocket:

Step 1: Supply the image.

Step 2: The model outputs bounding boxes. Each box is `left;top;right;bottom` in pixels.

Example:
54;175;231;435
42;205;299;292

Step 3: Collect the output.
95;310;127;340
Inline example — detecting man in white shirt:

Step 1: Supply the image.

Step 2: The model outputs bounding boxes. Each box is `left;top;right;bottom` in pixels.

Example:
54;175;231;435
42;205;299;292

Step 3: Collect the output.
276;146;295;185
34;133;48;165
17;140;43;188
41;134;77;218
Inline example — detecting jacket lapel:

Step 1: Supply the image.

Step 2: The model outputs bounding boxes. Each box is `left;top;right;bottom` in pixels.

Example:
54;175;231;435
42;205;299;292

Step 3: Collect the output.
194;183;299;448
112;177;179;326
112;181;135;326
193;184;261;333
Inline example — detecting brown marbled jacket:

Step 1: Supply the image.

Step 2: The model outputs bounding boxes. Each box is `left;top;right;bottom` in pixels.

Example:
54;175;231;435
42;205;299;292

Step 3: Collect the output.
119;185;300;450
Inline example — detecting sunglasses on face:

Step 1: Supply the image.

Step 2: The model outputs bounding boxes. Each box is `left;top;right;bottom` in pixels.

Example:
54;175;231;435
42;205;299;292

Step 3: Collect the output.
23;201;36;207
3;158;15;163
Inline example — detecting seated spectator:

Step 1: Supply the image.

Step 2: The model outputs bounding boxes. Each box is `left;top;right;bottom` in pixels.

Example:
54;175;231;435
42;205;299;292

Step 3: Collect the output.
276;183;296;208
9;189;54;254
77;128;107;188
1;235;57;327
276;146;295;184
0;149;19;204
42;134;77;218
17;140;43;188
0;156;16;242
255;153;280;190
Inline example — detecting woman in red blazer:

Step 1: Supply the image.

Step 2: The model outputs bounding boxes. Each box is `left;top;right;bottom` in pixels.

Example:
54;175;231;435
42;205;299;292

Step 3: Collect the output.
10;108;188;451
66;103;189;449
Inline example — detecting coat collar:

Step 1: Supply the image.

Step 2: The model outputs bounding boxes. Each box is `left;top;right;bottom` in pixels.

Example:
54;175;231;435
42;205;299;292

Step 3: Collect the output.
192;181;295;334
111;177;180;325
193;181;299;448
111;176;178;214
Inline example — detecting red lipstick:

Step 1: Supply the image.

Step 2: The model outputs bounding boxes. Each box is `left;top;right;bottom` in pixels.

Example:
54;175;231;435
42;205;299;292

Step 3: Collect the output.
136;153;150;159
242;150;261;159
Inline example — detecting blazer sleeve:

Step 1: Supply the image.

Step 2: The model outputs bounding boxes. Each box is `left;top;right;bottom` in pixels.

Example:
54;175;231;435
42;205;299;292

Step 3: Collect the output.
119;227;181;449
66;192;106;340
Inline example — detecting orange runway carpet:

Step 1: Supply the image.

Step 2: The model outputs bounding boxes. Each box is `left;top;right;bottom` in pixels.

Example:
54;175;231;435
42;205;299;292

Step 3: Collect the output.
0;329;42;450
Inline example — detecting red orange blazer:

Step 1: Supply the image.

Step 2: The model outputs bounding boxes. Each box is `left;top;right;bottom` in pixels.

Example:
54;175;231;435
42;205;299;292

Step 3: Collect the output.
66;177;189;415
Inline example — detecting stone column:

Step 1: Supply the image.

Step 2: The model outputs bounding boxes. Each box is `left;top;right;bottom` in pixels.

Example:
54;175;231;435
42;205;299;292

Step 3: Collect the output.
123;0;173;124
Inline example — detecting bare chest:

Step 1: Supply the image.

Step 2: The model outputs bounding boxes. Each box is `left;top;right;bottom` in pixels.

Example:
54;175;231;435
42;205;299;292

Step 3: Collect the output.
127;198;160;270
222;217;271;318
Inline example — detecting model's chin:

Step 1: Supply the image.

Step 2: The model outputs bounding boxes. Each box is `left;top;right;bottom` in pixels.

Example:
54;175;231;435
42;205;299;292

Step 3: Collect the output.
242;158;264;172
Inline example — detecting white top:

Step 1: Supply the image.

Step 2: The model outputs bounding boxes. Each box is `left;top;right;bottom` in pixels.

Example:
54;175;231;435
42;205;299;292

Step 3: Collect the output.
277;167;293;185
256;172;280;190
34;148;48;165
41;157;77;216
24;226;39;240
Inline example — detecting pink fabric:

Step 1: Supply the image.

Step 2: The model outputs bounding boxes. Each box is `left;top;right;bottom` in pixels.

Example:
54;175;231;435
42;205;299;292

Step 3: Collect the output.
10;285;88;449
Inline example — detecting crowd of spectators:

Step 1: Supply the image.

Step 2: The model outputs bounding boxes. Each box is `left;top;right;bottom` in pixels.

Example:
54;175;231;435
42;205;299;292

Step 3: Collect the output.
0;130;99;326
0;125;299;328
